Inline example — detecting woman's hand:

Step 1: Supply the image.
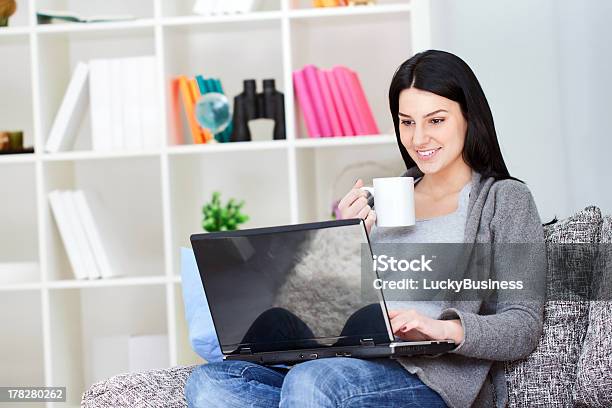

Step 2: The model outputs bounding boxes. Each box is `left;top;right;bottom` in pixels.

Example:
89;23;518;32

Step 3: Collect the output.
337;179;376;234
388;309;464;343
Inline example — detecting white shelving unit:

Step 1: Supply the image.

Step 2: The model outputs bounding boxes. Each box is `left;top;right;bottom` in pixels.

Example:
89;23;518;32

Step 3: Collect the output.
0;0;430;405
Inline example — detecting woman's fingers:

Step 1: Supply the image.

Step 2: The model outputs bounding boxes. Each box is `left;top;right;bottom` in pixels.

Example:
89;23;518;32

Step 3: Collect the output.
364;210;376;234
342;196;368;219
338;180;367;216
387;310;401;319
400;320;419;333
390;314;414;334
356;204;371;220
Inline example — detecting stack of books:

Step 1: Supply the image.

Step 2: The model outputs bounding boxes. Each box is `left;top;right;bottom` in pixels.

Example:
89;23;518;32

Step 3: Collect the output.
48;189;117;280
169;75;232;145
45;56;161;153
36;10;136;24
293;65;379;138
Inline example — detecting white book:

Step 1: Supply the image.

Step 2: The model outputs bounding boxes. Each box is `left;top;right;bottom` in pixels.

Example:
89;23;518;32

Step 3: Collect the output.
138;56;160;149
109;59;124;150
123;57;142;150
48;190;88;279
89;59;113;152
62;191;101;279
71;190;117;279
46;62;89;153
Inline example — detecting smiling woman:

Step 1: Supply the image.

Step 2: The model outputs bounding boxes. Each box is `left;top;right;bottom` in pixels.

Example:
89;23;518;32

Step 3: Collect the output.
185;50;546;408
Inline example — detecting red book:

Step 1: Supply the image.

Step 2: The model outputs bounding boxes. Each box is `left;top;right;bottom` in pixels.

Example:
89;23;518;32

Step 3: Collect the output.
293;69;321;138
347;68;379;135
303;65;332;137
324;70;354;136
332;66;365;135
317;69;342;136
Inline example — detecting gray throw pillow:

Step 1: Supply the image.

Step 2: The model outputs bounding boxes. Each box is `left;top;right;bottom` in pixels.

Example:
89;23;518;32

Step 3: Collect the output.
505;206;602;407
573;215;612;407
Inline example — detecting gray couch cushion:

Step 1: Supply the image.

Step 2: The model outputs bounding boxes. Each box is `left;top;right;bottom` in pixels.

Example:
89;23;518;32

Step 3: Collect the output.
81;365;195;408
505;206;602;407
574;215;612;407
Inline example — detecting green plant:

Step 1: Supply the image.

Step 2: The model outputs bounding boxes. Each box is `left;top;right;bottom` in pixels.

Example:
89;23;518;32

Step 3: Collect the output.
201;191;249;232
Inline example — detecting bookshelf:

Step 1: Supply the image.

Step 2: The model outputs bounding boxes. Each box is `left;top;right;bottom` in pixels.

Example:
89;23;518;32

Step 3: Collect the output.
0;0;430;405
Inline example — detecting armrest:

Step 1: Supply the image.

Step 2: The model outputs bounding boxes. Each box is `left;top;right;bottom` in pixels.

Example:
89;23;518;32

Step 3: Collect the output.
81;365;197;408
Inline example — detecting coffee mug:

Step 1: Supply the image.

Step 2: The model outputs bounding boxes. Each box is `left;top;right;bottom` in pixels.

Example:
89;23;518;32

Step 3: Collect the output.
361;177;416;227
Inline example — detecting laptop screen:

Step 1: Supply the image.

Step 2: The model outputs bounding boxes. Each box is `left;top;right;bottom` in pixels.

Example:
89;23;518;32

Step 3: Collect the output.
191;219;391;354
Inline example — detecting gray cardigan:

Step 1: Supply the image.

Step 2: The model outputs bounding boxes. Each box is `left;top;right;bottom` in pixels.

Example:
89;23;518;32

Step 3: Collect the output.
373;166;545;408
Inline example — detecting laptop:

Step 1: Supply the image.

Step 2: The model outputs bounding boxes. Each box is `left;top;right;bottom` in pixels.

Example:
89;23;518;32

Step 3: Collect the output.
190;218;455;365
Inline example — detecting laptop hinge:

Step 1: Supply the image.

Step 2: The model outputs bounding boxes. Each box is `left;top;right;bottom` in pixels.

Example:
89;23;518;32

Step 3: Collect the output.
239;347;252;355
360;338;375;347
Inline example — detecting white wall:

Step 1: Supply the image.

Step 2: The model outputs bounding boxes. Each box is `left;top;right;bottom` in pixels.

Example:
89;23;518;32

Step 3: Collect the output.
429;0;612;221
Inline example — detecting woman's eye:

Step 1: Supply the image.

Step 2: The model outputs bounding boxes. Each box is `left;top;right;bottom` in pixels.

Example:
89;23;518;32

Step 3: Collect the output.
400;120;413;126
431;118;445;125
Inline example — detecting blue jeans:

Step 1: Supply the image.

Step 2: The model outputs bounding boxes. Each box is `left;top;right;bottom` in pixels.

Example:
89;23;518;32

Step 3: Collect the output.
185;357;448;407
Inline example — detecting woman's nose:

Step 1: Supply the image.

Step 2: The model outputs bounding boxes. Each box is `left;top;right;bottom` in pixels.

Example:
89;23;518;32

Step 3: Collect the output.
412;123;429;146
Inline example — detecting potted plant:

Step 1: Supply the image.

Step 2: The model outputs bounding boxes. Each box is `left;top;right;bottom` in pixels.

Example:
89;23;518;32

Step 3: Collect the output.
201;191;249;232
0;0;17;27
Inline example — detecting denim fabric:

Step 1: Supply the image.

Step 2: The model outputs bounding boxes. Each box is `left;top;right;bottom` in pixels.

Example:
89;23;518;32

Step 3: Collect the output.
185;357;448;408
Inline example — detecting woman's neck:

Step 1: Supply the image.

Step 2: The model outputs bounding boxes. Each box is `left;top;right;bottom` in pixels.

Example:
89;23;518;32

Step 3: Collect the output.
417;159;472;199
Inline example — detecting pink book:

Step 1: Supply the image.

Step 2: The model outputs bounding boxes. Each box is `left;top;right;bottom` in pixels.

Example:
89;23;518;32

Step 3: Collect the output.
303;65;332;137
332;66;365;135
293;69;321;138
317;69;342;137
347;68;379;135
325;70;354;136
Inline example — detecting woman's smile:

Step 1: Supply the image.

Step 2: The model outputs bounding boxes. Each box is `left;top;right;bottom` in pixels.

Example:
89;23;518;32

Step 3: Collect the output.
416;147;442;161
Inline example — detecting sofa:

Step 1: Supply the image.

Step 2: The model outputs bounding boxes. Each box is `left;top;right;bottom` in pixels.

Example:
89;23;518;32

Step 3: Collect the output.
82;207;611;407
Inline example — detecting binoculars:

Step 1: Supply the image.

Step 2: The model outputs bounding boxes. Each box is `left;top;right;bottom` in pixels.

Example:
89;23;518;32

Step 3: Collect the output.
231;79;286;142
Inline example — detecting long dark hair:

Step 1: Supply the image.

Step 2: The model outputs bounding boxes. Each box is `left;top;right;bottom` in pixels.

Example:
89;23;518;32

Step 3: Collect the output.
389;50;522;183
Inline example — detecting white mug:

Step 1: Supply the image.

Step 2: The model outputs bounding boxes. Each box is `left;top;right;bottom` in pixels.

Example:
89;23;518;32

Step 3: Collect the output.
361;177;416;227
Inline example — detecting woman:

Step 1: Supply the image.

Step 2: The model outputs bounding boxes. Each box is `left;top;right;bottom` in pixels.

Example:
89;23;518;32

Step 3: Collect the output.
185;50;545;407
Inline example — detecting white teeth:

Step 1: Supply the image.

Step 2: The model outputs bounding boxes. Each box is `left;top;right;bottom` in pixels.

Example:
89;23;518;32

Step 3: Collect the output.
418;148;438;156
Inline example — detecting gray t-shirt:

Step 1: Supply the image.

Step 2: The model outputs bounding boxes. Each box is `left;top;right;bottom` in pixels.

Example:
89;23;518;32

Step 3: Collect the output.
370;176;472;318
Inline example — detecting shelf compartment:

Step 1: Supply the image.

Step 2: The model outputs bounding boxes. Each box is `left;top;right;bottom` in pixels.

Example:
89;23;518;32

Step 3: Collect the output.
0;35;35;151
35;18;156;34
293;134;396;148
35;0;155;25
0;291;45;389
289;11;410;139
295;143;403;222
43;149;161;162
48;285;168;406
43;157;166;281
167;139;288;155
160;0;281;18
168;149;292;274
160;11;282;27
288;2;411;16
163;19;285;146
36;26;155;154
0;162;40;285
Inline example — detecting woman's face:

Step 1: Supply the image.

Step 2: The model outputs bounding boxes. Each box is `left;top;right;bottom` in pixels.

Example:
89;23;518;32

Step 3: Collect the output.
398;87;468;175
